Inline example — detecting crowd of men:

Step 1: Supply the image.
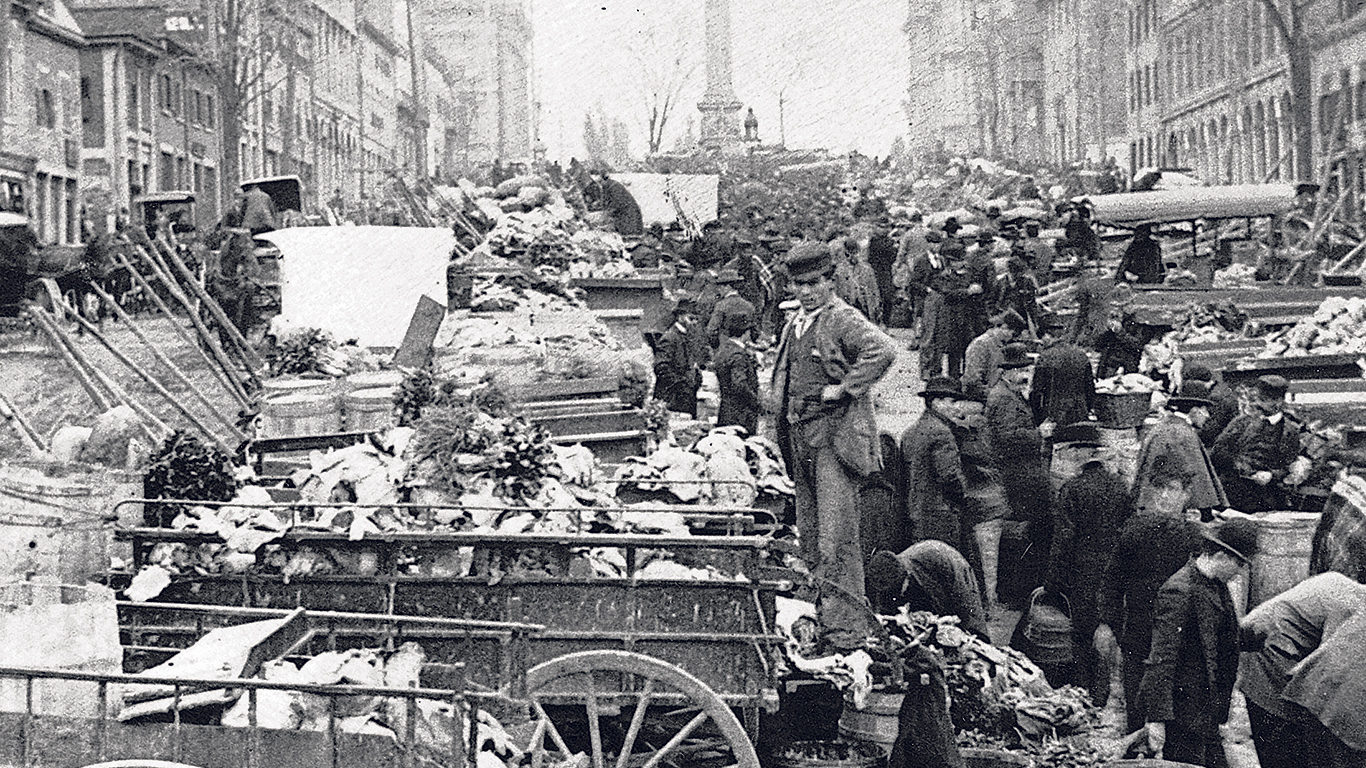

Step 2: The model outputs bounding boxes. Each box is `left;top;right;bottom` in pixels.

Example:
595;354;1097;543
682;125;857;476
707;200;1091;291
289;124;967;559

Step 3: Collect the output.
641;176;1364;768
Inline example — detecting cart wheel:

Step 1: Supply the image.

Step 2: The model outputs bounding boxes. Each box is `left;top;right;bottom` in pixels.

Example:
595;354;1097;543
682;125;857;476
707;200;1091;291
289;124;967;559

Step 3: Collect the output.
524;649;759;768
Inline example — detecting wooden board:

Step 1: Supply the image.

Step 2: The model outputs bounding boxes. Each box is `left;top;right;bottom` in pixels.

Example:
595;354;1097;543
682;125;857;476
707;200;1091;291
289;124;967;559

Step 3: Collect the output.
390;294;446;368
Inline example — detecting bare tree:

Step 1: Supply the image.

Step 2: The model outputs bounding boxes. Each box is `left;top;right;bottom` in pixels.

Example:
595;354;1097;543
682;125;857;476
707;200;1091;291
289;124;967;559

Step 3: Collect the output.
209;0;288;204
627;25;701;156
1256;0;1313;181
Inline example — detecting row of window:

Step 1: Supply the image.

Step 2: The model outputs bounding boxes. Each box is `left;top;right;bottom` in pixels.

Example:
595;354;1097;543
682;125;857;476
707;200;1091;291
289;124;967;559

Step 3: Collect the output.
1128;0;1159;45
1129;65;1158;111
156;73;216;129
1126;11;1285;111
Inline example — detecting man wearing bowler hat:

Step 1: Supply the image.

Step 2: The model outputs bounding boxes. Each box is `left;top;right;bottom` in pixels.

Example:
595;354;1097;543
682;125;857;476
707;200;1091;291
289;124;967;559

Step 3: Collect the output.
900;377;974;561
1140;518;1259;767
772;242;897;650
652;297;701;417
1212;375;1303;512
987;342;1052;604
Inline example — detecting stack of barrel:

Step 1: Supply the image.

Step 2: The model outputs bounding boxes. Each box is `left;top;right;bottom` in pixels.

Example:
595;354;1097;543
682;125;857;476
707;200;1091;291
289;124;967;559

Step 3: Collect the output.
259;370;405;439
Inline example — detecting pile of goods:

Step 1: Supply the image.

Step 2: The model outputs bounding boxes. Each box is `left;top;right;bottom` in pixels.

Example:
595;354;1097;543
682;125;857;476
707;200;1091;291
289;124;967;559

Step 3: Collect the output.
263;322;388;378
1166;301;1254;344
888;612;1099;740
118;624;528;768
610;427;794;508
460;177;633;276
1212;262;1259;288
1258;296;1366;357
1093;372;1160;396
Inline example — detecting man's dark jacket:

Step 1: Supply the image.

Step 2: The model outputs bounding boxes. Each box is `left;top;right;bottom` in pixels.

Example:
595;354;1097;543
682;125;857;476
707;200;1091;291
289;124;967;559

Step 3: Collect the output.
1048;461;1133;634
900;409;970;547
714;337;759;435
1029;340;1095;427
653;325;697;416
1139;561;1240;737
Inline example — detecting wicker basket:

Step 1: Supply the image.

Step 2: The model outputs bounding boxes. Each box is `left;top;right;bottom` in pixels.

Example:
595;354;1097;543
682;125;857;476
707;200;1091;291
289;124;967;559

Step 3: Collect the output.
1095;392;1151;428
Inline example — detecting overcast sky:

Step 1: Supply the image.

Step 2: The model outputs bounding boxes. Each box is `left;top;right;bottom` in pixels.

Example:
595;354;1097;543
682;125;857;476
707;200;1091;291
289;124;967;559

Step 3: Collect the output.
531;0;910;161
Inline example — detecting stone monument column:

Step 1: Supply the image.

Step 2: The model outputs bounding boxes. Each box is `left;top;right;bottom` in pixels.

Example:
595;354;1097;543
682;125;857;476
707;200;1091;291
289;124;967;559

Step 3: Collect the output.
698;0;744;152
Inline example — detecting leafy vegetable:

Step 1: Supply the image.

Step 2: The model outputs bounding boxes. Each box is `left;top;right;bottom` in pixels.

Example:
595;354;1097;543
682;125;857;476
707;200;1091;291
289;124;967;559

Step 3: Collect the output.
143;431;240;526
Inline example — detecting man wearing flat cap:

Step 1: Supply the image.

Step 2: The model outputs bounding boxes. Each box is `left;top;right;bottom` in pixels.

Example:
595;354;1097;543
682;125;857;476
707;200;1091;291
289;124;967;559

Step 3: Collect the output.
773;241;897;650
1212;375;1303;512
706;266;756;349
1140;518;1259;767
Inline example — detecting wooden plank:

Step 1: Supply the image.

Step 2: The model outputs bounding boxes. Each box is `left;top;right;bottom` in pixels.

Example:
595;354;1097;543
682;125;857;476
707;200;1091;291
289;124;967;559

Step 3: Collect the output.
391;294;447;368
531;409;646;437
511;377;618;402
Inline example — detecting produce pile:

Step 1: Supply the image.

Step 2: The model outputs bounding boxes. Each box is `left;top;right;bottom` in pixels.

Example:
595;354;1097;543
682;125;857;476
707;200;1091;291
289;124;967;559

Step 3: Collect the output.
1093;372;1160;395
1259;295;1366;357
1166;301;1254;344
1213;262;1259;288
610;426;794;508
120;631;532;768
263;321;388;378
887;612;1099;740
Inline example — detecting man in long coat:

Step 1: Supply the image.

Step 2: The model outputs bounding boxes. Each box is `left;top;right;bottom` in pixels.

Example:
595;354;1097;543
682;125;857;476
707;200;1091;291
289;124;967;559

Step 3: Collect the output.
1029;313;1095;432
1213;375;1303;512
900;377;972;554
1133;382;1228;513
1046;422;1134;703
652;298;700;416
772;243;897;650
986;343;1051;605
1140;520;1259;768
713;313;760;435
927;239;992;379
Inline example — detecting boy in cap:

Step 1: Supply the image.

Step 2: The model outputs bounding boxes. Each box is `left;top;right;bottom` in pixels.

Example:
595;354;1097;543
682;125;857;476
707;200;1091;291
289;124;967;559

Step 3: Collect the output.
706;266;756;349
1140;518;1259;767
713;312;760;436
772;242;897;650
1212;375;1303;512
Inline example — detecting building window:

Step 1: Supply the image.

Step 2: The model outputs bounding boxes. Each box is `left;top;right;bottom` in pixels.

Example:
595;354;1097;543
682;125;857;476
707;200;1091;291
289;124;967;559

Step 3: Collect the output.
205;94;215;128
160;73;172;111
263;97;273;125
172;80;182;117
36;89;56;129
160;151;175;189
126;77;139;129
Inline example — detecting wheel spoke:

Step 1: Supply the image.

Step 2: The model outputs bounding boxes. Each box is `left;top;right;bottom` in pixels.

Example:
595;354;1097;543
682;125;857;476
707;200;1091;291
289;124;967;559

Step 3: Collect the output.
586;679;605;768
639;710;709;768
531;698;574;757
615;679;657;768
528;717;548;768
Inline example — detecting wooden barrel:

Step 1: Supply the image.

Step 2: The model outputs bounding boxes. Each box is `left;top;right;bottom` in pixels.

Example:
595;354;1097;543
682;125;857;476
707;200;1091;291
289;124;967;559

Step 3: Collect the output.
0;464;113;584
773;740;885;768
261;392;342;438
838;690;902;756
261;376;336;399
1098;426;1141;487
1249;511;1321;607
343;387;396;433
344;370;405;393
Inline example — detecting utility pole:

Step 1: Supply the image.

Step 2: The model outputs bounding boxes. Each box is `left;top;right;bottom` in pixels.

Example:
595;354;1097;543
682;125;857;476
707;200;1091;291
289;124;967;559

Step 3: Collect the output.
779;88;787;149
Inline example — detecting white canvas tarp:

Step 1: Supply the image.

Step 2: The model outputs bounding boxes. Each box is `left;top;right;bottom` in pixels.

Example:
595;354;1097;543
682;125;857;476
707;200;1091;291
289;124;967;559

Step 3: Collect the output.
612;173;718;228
261;226;452;348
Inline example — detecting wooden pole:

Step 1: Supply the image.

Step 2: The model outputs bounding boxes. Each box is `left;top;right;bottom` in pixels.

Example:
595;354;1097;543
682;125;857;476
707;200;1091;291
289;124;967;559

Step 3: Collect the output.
26;306;113;411
143;231;264;371
134;232;253;374
129;243;258;398
90;280;243;438
53;298;235;454
112;248;251;408
0;389;46;455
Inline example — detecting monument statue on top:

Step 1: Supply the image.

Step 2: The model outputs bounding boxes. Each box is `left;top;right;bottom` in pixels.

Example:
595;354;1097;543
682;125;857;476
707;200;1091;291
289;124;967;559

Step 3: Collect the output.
697;0;744;152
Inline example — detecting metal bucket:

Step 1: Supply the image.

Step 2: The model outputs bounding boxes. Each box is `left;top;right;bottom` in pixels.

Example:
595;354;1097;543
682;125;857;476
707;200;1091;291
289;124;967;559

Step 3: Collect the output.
1022;587;1073;665
838;690;902;756
1250;511;1320;607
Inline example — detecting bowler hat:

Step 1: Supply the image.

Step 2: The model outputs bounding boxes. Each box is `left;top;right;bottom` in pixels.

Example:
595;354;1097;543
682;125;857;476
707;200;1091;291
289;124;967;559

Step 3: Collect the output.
1202;518;1260;564
1055;421;1102;448
1183;363;1215;383
1256;375;1290;399
919;376;963;401
999;343;1034;369
991;308;1028;333
786;242;833;282
1167;380;1213;411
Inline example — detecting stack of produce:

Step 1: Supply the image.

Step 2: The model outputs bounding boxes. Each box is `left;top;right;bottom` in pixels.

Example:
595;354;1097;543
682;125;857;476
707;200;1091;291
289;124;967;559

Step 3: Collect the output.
1213;262;1258;288
1093;372;1160;396
1259;295;1366;357
610;426;794;507
890;612;1100;742
264;321;389;378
